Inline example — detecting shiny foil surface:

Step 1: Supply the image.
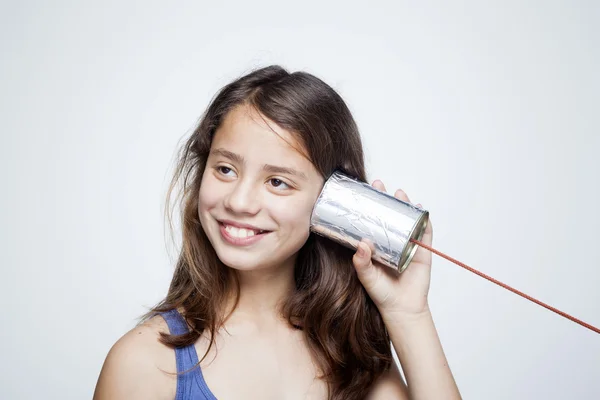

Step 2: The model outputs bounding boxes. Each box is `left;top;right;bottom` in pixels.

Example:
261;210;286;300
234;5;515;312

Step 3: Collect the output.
310;171;429;272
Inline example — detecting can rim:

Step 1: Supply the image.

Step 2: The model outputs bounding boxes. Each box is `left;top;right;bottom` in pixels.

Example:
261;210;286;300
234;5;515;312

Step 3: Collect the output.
397;210;429;273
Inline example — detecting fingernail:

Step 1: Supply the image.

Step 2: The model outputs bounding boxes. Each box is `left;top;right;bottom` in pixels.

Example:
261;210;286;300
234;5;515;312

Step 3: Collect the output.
357;244;365;257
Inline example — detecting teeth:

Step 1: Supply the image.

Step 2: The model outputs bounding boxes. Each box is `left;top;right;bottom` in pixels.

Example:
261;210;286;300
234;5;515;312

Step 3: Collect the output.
224;224;258;238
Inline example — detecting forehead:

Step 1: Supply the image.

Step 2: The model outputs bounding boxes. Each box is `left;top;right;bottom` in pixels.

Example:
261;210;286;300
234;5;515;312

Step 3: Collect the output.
211;104;309;164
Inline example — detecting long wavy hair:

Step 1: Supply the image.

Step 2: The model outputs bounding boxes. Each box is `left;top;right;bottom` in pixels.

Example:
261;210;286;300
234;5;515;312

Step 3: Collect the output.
140;65;393;399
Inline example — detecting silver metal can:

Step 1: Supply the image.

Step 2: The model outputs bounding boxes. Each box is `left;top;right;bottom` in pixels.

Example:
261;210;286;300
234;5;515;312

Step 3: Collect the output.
309;171;429;272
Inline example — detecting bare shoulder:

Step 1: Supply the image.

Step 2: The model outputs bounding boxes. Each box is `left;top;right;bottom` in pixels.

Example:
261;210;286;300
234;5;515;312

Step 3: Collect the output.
366;361;410;400
93;314;177;400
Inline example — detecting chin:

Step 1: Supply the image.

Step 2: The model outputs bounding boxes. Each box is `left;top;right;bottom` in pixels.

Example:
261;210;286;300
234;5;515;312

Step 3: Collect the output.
216;251;274;271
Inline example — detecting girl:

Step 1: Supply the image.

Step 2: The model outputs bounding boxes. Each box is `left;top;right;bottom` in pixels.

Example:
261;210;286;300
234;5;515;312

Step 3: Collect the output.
93;65;461;400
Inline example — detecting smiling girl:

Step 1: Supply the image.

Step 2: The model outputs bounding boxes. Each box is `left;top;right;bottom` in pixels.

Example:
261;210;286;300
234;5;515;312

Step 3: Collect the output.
93;65;461;400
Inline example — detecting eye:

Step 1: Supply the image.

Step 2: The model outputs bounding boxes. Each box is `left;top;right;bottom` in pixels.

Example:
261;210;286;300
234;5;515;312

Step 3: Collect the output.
269;178;291;190
215;166;236;177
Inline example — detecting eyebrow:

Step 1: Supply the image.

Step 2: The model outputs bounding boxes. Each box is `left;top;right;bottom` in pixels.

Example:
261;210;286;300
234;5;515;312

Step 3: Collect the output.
210;148;308;180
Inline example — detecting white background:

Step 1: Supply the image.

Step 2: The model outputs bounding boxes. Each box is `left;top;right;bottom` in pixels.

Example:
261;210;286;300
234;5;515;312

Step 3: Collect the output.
1;1;599;399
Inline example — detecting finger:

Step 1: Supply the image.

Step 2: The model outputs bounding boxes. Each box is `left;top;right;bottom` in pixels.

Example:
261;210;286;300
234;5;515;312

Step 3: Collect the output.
372;179;386;193
394;188;411;203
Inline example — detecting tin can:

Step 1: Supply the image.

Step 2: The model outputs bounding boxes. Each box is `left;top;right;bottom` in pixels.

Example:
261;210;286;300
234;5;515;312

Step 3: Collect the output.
309;171;429;272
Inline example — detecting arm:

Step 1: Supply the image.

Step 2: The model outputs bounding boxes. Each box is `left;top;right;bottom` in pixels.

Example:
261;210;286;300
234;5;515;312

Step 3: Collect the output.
366;310;459;399
382;309;460;399
355;181;461;399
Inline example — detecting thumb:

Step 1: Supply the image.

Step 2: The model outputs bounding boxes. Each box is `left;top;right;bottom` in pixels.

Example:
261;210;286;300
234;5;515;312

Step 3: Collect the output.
352;241;375;278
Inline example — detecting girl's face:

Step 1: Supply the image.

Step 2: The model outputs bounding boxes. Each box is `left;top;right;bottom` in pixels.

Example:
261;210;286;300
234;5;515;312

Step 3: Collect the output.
198;104;325;272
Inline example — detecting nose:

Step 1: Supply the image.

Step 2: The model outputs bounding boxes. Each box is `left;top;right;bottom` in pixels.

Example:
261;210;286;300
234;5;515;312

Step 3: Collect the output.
223;179;261;215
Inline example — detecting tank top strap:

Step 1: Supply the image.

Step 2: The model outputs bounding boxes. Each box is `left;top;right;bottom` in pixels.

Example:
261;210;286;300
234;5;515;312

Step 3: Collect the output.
158;308;218;400
160;308;192;335
159;309;202;369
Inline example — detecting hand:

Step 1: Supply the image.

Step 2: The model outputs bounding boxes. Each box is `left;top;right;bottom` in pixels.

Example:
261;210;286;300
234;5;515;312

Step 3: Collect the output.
352;180;434;319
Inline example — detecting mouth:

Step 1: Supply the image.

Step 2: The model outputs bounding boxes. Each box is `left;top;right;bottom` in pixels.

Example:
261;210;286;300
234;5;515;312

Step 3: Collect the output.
217;219;272;245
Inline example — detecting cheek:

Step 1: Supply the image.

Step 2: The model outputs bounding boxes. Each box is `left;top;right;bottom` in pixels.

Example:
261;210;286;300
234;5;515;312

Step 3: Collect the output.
198;175;221;212
271;195;316;231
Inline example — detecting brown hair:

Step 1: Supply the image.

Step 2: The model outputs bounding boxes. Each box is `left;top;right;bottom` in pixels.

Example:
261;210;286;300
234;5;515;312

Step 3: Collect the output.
140;65;392;399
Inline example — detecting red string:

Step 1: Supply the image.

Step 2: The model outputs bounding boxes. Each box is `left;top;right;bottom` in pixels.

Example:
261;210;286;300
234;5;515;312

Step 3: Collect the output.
409;238;600;335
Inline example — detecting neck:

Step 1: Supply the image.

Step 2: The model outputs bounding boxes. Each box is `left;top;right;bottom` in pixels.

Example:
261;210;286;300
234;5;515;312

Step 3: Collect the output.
224;256;296;323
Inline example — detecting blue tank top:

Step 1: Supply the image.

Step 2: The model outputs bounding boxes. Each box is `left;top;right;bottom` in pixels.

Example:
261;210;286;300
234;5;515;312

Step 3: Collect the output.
159;309;218;400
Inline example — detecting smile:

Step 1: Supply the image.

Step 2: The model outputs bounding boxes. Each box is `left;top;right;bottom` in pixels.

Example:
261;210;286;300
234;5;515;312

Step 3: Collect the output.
218;221;271;246
224;224;263;237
